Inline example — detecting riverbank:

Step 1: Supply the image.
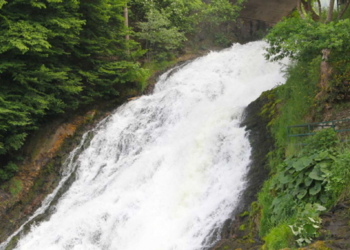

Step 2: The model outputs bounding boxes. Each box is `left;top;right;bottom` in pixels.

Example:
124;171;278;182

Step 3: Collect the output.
211;56;350;249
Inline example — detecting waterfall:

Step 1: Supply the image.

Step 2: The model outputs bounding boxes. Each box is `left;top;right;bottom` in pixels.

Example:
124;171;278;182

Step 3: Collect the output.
1;41;287;250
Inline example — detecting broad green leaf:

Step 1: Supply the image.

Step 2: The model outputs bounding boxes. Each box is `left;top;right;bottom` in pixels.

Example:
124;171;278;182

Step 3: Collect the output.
279;174;293;184
297;188;307;199
309;167;324;181
293;156;313;171
304;224;317;235
304;177;313;187
309;182;322;196
295;175;304;187
318;162;331;174
314;203;326;211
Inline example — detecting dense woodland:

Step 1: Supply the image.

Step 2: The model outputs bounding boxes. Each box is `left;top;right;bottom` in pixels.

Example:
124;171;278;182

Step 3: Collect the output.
0;0;244;181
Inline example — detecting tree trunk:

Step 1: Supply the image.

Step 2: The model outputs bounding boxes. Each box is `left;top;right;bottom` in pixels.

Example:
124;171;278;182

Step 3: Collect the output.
297;0;305;19
301;0;320;20
338;0;350;19
317;0;322;16
124;6;130;55
124;6;129;41
316;49;332;99
327;0;335;22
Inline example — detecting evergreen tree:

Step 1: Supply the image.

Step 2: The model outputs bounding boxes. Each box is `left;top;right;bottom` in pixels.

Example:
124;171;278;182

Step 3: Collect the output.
0;0;146;180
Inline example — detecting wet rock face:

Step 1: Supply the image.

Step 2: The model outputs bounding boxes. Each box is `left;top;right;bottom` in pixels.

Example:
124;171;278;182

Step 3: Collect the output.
210;92;274;249
313;200;350;250
237;93;274;214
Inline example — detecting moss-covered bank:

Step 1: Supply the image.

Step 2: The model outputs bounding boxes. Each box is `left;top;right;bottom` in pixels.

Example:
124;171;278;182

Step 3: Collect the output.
211;56;350;250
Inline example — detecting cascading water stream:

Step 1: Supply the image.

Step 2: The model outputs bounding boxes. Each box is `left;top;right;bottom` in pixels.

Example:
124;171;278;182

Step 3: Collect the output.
1;41;287;250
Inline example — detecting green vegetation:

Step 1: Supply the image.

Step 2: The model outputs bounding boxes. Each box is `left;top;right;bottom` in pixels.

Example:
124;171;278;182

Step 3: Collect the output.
131;0;245;61
265;17;350;62
0;0;148;180
8;179;23;197
242;2;350;249
258;127;350;248
0;0;244;182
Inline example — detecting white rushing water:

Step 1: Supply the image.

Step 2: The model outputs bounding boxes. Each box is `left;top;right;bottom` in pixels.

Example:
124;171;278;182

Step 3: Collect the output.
3;41;287;250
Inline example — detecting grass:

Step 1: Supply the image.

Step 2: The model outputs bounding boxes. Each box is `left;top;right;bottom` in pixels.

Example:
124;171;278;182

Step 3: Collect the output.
271;56;321;150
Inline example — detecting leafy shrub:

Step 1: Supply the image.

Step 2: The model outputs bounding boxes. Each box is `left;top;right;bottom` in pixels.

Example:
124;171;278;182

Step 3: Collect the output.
137;9;186;61
0;162;18;181
271;130;339;206
288;203;326;246
263;222;295;250
259;130;342;248
326;148;350;203
328;59;350;103
303;129;339;153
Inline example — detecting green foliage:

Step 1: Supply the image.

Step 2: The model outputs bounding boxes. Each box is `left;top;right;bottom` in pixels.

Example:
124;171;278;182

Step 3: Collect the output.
265;17;350;62
258;180;275;237
288;203;325;247
326;147;350;202
260;89;280;128
137;9;186;61
0;0;148;179
271;58;320;148
131;0;244;61
265;8;350;111
130;0;203;33
328;59;350;103
202;0;244;27
0;162;18;181
9;179;23;196
271;130;338;209
304;129;339;152
258;130;346;248
259;10;350;248
239;224;246;231
214;33;232;47
263;222;295;250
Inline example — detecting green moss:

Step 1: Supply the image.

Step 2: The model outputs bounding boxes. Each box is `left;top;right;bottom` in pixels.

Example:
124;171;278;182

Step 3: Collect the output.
240;211;249;217
263;223;295;250
9;179;23;196
239;224;246;231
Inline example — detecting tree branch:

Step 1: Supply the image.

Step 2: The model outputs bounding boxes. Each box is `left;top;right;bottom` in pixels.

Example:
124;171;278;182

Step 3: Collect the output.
338;0;350;19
